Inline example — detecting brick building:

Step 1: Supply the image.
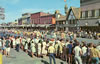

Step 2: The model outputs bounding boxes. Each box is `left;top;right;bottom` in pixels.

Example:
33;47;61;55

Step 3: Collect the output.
30;12;55;25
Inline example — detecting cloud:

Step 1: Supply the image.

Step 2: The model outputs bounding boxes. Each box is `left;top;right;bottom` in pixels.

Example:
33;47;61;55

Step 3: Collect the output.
21;8;64;14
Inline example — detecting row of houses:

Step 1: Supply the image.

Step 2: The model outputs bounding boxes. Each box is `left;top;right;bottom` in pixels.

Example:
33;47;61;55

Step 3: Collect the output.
1;0;100;32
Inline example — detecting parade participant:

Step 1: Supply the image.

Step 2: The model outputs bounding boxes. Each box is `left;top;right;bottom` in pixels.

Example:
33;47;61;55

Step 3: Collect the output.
22;37;26;51
42;40;47;58
5;37;11;57
30;41;36;58
90;44;100;64
24;40;28;53
67;41;73;64
48;43;56;64
34;37;39;44
73;42;82;64
37;40;42;57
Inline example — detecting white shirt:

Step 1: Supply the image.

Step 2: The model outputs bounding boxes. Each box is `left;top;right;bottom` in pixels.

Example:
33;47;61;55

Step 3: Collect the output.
74;46;81;56
12;38;15;43
82;46;87;56
0;41;2;46
65;42;70;48
16;38;20;44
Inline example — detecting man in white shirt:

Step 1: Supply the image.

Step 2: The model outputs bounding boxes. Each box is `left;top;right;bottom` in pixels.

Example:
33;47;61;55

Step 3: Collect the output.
0;39;2;52
82;44;87;64
73;42;82;64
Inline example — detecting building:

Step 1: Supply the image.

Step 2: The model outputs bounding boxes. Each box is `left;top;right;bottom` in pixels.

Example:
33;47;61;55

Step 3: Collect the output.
30;12;56;26
18;13;31;25
55;10;66;31
67;7;81;32
80;0;100;32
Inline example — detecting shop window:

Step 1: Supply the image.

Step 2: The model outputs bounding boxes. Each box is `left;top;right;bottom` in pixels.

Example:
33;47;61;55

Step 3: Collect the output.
91;10;95;17
99;9;100;16
85;11;88;18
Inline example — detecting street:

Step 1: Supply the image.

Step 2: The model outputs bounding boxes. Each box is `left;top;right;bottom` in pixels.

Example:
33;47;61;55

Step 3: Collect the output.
3;49;66;64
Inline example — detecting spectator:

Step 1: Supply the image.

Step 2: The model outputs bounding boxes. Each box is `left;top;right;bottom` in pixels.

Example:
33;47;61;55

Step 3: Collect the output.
48;43;56;64
73;42;82;64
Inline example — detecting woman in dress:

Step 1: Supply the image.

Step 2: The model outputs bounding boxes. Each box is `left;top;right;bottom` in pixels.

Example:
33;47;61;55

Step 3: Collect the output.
24;41;28;53
31;41;36;58
42;41;47;57
37;40;42;57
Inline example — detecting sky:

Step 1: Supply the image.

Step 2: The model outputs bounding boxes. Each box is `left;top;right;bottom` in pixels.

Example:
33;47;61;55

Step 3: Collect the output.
0;0;80;23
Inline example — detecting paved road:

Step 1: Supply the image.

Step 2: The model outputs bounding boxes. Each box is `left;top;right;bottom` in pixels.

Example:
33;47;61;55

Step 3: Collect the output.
3;49;66;64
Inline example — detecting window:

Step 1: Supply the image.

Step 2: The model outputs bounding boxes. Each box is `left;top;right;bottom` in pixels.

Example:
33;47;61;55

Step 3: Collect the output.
95;9;99;17
88;10;92;17
91;10;95;17
81;12;82;18
82;12;85;18
85;11;88;18
99;9;100;16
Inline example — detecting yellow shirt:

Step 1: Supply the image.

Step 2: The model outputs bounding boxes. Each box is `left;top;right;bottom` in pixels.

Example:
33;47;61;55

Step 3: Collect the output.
48;46;55;53
0;54;2;64
55;44;59;53
90;48;100;57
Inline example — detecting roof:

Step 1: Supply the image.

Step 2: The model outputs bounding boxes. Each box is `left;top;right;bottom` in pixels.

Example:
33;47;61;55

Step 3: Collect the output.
67;7;81;20
31;12;51;16
40;14;55;18
56;15;66;21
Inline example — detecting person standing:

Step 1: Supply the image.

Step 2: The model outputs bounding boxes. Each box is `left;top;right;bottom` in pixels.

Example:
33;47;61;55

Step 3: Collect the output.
0;39;2;53
15;37;20;52
48;43;56;64
2;37;6;55
37;40;42;57
42;41;47;58
90;44;100;64
24;41;28;53
67;41;73;64
5;37;11;57
73;42;82;64
31;41;36;58
81;43;87;64
65;39;70;63
12;36;16;48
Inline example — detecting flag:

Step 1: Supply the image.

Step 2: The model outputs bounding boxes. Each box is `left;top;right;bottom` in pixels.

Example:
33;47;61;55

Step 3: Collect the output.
64;0;66;2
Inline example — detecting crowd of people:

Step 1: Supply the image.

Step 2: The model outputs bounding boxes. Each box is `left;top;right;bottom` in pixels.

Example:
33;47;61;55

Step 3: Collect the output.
0;29;100;64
